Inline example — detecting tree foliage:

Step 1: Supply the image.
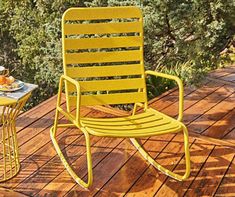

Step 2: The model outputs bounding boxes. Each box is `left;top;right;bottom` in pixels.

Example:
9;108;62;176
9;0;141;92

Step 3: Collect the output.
0;0;234;107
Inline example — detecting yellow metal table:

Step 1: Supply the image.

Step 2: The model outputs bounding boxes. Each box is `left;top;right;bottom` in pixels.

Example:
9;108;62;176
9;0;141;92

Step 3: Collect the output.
0;94;31;182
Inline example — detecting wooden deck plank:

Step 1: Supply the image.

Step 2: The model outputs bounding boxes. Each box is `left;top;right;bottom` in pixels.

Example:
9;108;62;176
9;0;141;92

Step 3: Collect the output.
214;155;235;197
149;86;196;112
183;146;234;196
15;109;57;147
223;128;235;144
64;138;147;197
157;81;224;119
154;140;214;196
220;73;235;82
206;76;235;87
188;91;235;135
182;85;234;125
0;109;56;154
124;134;194;197
94;135;174;197
36;137;123;196
189;133;235;149
15;95;60;132
0;187;28;197
202;108;235;139
147;87;177;105
208;65;235;79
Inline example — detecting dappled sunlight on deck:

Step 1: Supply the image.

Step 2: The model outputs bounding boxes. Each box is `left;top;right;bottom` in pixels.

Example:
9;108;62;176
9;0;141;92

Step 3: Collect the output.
0;65;235;196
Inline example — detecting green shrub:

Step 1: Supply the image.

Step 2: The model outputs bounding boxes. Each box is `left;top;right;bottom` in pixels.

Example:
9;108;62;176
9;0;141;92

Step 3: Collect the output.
0;0;234;109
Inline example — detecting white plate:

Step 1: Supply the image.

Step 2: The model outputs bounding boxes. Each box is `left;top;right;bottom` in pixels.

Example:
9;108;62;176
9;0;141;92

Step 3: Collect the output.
0;80;25;92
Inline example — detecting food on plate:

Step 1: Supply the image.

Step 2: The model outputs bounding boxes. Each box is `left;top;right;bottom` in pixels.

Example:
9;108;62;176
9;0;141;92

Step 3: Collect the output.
0;76;21;91
11;82;20;88
0;70;23;91
0;76;15;85
0;76;7;85
5;76;15;85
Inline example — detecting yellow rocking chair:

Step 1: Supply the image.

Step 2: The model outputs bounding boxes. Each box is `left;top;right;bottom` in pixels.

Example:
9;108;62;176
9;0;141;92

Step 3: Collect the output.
50;6;190;188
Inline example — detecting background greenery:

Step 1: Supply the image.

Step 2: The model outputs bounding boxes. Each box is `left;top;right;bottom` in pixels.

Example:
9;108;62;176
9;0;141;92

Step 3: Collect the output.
0;0;234;109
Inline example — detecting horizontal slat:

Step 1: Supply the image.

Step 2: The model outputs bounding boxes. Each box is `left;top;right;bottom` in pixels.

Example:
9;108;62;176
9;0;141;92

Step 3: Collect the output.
63;7;142;20
82;114;162;126
63;21;142;35
82;111;154;122
66;64;143;78
69;92;147;106
86;123;180;136
83;119;170;130
67;78;146;92
64;36;142;50
65;50;142;64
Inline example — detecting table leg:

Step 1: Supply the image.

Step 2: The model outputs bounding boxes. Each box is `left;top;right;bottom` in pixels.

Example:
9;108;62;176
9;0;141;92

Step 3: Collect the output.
0;96;29;182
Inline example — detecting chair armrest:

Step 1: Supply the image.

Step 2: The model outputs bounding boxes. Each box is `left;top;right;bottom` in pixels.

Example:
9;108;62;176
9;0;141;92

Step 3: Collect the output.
57;75;81;125
145;70;184;121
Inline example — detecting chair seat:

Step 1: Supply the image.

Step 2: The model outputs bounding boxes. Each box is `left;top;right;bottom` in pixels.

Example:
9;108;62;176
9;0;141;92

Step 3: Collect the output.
81;108;182;137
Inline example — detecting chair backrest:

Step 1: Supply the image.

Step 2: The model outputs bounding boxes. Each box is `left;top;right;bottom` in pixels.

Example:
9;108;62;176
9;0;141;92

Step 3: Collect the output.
62;6;147;108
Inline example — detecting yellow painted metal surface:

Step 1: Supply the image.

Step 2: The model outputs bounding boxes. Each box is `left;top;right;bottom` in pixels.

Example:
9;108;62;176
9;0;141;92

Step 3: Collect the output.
82;108;182;137
64;36;142;50
69;92;147;106
0;97;16;106
66;64;143;78
51;6;190;188
64;50;142;64
67;78;145;92
0;94;30;182
64;21;142;35
62;6;145;109
63;6;142;20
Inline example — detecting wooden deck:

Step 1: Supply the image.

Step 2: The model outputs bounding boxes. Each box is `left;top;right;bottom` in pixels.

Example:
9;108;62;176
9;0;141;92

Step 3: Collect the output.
1;65;235;197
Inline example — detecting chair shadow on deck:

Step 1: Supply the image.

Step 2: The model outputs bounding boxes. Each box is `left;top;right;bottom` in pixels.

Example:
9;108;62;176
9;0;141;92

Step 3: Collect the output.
153;142;235;196
15;116;69;129
60;136;235;196
6;131;235;196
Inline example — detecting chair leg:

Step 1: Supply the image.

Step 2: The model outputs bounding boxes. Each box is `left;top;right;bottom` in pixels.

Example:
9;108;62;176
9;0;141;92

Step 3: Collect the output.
50;124;93;188
130;123;190;181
